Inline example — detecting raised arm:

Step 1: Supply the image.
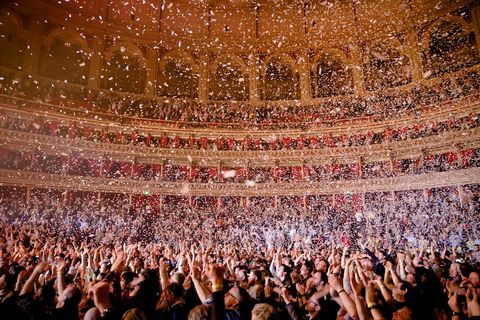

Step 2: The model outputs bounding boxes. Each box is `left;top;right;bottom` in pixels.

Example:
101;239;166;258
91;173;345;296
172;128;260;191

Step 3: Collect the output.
20;261;48;296
54;256;66;297
206;264;225;320
328;273;358;319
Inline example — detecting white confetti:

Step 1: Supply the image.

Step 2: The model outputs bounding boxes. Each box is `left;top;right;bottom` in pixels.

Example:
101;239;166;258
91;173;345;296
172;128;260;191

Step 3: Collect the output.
222;170;236;178
245;180;256;187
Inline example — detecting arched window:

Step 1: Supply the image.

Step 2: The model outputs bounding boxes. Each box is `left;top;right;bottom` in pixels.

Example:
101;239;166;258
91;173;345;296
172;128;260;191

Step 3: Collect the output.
313;54;353;98
428;20;479;76
157;59;198;98
40;36;89;85
262;57;300;101
0;11;26;70
210;61;248;101
364;42;411;91
101;46;146;94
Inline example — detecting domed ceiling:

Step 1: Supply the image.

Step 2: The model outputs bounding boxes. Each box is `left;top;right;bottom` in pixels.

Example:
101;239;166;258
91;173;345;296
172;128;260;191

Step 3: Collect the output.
11;0;477;51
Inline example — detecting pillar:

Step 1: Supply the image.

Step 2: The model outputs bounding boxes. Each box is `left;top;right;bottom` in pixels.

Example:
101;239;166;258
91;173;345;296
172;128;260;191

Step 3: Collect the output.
349;43;365;95
198;52;209;101
23;16;44;74
144;47;158;96
298;51;311;100
248;53;260;101
87;35;106;88
403;26;423;82
472;5;480;54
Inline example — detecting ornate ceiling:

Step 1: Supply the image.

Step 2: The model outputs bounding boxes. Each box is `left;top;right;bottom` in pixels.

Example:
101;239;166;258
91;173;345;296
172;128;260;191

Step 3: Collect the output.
7;0;477;51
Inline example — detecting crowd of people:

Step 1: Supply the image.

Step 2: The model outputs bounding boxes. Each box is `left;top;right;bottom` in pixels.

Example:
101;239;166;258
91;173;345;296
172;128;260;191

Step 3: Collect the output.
1;143;479;183
1;38;480;320
0;183;479;319
1;106;479;152
0;67;479;130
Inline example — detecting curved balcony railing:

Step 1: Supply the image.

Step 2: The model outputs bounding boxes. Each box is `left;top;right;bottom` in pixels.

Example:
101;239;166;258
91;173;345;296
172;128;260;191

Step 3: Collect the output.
1;126;480;165
1;97;480;153
1;65;479;131
0;167;478;196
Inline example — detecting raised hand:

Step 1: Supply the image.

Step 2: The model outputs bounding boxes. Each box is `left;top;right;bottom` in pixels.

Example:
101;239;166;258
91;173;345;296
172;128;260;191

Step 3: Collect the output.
466;287;480;317
205;263;224;285
328;273;343;292
54;256;66;272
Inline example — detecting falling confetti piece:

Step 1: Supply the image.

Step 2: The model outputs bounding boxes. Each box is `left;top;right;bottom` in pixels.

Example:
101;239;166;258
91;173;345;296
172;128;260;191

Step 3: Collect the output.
222;170;236;178
245;180;256;187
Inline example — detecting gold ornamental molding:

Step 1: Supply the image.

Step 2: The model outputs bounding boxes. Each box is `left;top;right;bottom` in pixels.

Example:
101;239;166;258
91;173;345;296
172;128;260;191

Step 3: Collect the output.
0;168;478;196
1;127;480;166
3;92;480;137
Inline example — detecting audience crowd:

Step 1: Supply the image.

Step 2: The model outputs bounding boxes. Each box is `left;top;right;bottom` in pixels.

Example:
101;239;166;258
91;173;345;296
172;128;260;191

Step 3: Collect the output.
0;184;479;320
1;44;480;320
1;107;479;152
0;68;479;130
1;143;479;183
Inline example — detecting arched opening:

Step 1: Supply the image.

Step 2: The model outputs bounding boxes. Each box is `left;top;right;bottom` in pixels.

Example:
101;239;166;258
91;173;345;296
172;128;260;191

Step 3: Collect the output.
0;10;26;70
210;60;248;101
40;33;89;85
313;53;353;98
364;42;411;91
101;45;146;94
157;58;198;98
428;20;479;76
262;57;300;101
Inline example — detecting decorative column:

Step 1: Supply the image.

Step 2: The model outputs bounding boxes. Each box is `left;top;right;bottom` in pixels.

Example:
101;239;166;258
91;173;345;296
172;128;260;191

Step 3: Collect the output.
471;5;480;54
23;16;44;74
87;35;105;88
248;53;259;101
349;43;366;95
403;28;423;82
144;47;158;96
298;51;311;100
198;51;209;101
